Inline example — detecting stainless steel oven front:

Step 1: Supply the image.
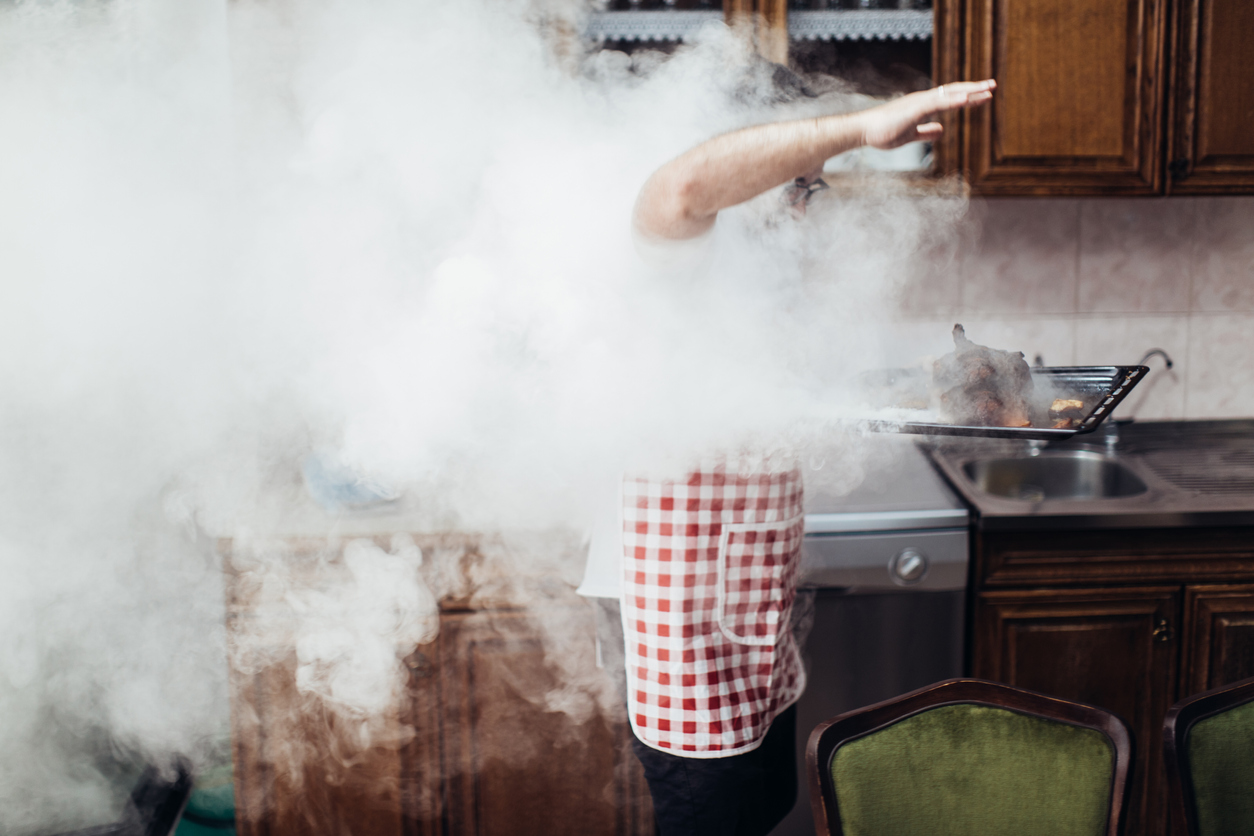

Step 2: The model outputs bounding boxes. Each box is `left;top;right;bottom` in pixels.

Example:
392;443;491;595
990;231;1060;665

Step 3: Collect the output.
772;439;969;836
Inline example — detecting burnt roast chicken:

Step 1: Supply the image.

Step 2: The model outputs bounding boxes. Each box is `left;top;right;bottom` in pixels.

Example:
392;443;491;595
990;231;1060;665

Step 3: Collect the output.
932;324;1033;428
931;325;1090;429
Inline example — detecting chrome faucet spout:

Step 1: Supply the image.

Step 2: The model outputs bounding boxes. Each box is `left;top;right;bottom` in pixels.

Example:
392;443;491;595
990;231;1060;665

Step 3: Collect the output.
1138;348;1174;369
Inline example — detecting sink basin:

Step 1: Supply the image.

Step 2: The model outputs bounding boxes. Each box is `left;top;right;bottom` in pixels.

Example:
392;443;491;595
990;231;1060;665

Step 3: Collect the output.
962;451;1149;501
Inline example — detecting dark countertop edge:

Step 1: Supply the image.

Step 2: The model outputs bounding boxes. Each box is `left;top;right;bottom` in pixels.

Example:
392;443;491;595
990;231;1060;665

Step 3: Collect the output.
970;508;1254;533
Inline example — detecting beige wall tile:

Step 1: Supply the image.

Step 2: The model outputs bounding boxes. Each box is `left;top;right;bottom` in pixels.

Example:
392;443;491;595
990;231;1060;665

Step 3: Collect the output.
891;238;966;317
1075;316;1187;420
1185;313;1254;418
888;196;1254;420
1078;198;1196;314
961;198;1080;315
876;317;963;369
1192;197;1254;312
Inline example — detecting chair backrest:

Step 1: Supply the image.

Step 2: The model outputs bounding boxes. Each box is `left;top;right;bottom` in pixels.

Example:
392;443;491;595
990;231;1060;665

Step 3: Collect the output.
1164;675;1254;836
807;678;1133;836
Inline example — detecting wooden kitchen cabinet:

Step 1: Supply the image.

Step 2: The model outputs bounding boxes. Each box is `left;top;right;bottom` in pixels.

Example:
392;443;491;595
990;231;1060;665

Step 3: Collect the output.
940;0;1168;194
1164;0;1254;193
598;1;1254;193
224;537;653;836
971;527;1254;836
935;0;1254;194
433;608;651;836
230;646;411;836
973;587;1179;836
1182;584;1254;693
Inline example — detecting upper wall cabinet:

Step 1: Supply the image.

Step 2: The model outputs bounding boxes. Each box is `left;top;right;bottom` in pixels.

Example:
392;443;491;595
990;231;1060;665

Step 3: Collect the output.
937;0;1254;195
945;0;1168;195
1166;0;1254;193
588;2;1254;194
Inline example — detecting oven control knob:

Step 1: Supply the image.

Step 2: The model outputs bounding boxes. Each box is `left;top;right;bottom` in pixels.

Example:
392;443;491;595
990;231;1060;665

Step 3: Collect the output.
890;548;929;585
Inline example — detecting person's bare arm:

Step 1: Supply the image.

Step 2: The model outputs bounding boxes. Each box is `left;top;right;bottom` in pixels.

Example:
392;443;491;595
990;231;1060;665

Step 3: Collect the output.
634;80;996;240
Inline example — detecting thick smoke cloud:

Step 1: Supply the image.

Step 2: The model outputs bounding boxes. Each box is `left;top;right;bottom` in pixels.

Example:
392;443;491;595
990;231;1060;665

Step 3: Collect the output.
0;0;965;830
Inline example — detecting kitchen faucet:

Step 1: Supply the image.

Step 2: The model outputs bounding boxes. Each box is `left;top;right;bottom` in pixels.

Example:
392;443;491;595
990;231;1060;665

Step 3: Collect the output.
1138;348;1174;369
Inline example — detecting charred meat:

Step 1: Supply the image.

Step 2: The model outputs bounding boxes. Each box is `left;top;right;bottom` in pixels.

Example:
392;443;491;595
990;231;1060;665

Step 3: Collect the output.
1049;398;1087;429
933;324;1033;427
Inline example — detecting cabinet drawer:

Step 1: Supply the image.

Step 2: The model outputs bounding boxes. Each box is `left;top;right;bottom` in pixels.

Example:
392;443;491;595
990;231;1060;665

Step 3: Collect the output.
976;527;1254;587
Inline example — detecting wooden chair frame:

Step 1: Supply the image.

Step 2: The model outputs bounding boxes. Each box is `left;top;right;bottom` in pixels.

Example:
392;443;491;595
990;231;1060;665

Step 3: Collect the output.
806;678;1134;836
1163;675;1254;836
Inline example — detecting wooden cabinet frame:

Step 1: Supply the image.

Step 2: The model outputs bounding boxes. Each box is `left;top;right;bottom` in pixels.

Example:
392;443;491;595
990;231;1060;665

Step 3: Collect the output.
1182;585;1254;693
725;0;789;65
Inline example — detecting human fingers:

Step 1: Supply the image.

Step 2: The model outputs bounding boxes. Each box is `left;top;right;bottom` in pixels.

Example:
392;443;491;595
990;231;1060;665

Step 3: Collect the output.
938;80;995;99
957;90;993;108
916;122;943;139
935;80;995;108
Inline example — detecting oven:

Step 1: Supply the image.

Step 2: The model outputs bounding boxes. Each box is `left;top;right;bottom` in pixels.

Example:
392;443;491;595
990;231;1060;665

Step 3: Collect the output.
772;436;970;836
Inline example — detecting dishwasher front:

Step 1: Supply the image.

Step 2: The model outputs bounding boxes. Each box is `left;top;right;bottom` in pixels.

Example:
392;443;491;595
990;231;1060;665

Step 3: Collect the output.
772;439;970;836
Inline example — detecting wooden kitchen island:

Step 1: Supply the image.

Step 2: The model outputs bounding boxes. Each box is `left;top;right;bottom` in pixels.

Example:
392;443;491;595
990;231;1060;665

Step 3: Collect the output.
222;528;653;836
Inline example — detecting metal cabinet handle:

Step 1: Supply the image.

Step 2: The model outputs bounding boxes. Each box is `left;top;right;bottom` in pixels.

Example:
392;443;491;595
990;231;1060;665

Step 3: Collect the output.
1153;618;1174;643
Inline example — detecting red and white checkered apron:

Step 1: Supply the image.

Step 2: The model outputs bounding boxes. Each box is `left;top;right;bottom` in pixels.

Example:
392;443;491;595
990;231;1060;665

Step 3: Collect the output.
620;465;806;757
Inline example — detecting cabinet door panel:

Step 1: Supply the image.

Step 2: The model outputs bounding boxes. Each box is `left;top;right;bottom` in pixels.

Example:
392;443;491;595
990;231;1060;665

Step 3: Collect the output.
230;651;407;836
1167;0;1254;192
438;610;652;836
975;587;1179;836
1183;585;1254;693
962;0;1167;193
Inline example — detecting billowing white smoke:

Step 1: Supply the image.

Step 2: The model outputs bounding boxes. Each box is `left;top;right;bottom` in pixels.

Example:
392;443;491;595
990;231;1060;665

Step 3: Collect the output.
0;0;964;830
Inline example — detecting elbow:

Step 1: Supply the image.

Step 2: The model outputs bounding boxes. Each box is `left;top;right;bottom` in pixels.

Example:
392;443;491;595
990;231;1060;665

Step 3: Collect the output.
668;172;709;223
634;172;714;240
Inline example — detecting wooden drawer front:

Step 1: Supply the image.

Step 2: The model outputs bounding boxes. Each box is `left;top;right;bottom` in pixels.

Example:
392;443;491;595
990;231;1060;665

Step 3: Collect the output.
977;527;1254;587
1183;585;1254;694
974;587;1180;836
963;0;1167;193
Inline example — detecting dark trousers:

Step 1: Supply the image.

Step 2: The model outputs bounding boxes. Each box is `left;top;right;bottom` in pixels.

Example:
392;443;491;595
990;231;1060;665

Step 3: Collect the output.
591;598;799;836
632;705;797;836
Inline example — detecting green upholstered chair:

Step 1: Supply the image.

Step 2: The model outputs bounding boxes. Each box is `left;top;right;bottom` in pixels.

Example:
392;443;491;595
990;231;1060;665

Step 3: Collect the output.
806;678;1133;836
1164;675;1254;836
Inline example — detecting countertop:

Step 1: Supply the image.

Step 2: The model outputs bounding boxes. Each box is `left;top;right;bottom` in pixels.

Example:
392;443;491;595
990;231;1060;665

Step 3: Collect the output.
925;419;1254;532
804;433;967;534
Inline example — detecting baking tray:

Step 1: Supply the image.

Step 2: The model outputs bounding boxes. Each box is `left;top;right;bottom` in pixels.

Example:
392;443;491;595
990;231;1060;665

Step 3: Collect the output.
865;365;1150;440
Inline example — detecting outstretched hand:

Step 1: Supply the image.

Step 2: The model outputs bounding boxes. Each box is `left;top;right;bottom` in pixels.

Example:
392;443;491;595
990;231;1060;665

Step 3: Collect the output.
860;80;996;150
633;78;997;240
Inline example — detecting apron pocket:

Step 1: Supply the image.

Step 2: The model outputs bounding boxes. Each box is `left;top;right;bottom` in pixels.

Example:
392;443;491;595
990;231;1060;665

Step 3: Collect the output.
716;517;803;646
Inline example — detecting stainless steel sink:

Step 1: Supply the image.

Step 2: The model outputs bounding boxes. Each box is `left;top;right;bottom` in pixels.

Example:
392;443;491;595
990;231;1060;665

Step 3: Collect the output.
925;421;1254;530
961;451;1149;501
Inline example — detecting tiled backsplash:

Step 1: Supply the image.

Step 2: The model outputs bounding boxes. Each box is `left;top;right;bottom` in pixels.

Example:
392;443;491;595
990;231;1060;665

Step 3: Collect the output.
886;196;1254;420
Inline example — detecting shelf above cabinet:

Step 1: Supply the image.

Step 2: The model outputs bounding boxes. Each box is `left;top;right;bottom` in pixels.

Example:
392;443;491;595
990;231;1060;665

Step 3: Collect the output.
789;10;932;42
585;10;721;43
584;9;931;43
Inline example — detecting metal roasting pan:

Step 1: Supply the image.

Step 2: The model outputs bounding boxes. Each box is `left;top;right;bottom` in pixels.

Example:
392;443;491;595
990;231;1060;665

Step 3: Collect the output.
866;365;1151;440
